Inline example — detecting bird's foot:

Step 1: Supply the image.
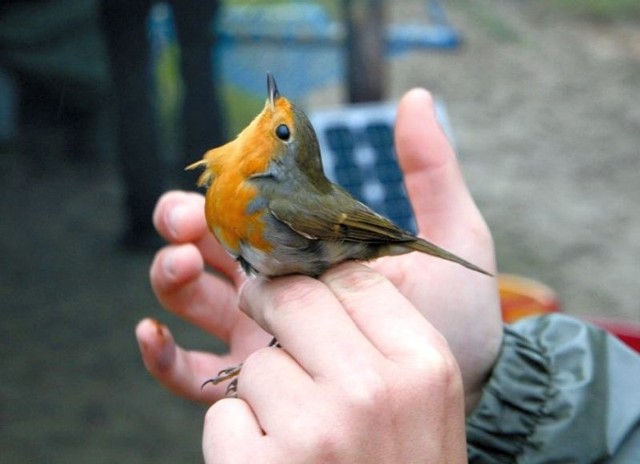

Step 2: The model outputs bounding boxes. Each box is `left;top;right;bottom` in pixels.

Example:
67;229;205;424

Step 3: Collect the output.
201;339;279;398
201;363;243;397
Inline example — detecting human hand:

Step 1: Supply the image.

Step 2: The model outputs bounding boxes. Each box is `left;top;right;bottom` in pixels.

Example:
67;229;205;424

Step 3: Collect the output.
203;263;468;463
136;190;273;402
371;89;502;411
136;88;502;410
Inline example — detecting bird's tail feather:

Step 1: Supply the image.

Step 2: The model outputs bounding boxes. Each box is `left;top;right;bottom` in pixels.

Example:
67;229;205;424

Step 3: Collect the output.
409;238;493;276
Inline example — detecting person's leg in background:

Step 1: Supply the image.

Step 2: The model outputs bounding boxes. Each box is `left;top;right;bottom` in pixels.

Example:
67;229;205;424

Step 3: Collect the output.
171;0;227;189
101;0;167;250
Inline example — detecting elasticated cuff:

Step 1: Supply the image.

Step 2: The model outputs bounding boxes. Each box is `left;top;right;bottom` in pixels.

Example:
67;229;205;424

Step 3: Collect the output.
466;314;640;463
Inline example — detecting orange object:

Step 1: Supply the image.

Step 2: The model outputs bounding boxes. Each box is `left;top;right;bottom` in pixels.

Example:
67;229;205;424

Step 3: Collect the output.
498;274;560;324
498;274;640;353
187;73;491;278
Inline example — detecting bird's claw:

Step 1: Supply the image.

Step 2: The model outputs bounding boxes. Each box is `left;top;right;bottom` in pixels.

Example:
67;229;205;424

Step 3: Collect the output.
201;363;243;390
225;379;239;398
201;340;279;395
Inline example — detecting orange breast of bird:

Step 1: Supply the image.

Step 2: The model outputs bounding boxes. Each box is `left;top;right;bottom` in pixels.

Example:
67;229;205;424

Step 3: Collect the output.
199;114;284;257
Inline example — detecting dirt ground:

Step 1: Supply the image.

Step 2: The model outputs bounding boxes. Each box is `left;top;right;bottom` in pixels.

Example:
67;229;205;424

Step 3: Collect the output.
2;1;639;462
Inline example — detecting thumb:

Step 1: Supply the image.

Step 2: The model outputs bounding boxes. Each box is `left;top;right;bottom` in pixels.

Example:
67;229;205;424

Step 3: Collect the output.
394;88;482;244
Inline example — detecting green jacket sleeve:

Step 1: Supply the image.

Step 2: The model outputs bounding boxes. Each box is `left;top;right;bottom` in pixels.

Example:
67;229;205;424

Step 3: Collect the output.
466;314;640;463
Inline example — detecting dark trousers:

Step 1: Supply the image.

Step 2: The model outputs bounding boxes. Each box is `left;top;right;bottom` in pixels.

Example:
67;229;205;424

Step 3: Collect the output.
100;0;225;236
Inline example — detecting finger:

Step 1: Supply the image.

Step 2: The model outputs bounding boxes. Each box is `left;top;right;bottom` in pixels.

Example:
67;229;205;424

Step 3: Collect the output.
136;318;235;402
235;347;315;435
394;89;484;244
153;190;242;282
239;273;380;379
320;263;449;361
150;244;240;341
153;190;208;243
203;399;266;462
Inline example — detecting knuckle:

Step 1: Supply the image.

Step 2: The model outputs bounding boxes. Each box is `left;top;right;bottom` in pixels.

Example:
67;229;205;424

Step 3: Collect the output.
240;276;313;320
255;276;329;327
270;277;325;310
410;345;463;396
346;367;391;409
309;431;347;462
287;411;357;462
323;263;389;294
239;346;275;378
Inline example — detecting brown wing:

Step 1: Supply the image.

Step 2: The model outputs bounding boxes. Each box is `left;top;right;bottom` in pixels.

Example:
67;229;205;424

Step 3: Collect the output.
269;189;493;276
269;189;414;244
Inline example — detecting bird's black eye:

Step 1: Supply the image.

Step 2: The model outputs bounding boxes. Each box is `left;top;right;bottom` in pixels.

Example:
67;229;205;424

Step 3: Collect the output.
275;124;290;141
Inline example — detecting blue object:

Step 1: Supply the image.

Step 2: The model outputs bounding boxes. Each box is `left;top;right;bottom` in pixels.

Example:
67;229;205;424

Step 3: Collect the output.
310;99;455;233
149;1;462;98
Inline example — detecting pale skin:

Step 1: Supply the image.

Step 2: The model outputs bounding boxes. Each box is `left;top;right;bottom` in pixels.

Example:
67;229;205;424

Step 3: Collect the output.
137;88;503;462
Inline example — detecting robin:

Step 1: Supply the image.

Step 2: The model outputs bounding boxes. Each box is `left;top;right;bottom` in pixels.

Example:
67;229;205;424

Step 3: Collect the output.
187;73;490;279
188;73;491;391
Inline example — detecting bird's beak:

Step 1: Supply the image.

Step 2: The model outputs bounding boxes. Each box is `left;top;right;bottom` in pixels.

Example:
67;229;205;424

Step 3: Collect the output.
267;72;279;109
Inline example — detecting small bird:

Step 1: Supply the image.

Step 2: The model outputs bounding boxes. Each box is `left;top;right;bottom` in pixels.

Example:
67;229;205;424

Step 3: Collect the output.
188;73;491;392
188;73;491;279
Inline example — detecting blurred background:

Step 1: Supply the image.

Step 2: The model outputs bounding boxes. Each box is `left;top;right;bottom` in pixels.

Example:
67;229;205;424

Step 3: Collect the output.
1;0;639;461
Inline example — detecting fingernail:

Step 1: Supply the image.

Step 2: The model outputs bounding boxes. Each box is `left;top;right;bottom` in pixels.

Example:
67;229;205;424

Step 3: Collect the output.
162;251;177;279
137;318;173;373
149;318;167;338
167;206;185;238
155;335;175;373
148;319;175;373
